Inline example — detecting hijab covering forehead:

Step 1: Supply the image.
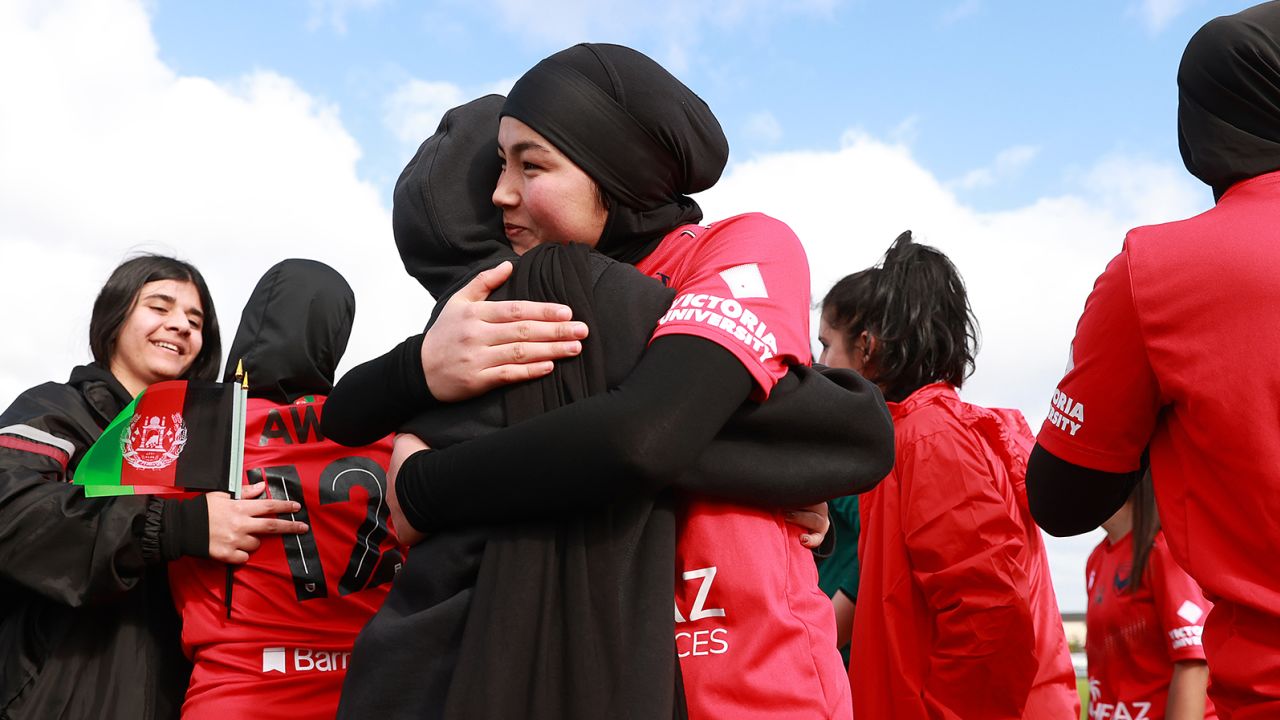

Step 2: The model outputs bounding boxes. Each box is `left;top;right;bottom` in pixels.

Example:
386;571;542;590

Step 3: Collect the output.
502;43;730;263
224;258;355;403
1178;1;1280;199
394;94;516;298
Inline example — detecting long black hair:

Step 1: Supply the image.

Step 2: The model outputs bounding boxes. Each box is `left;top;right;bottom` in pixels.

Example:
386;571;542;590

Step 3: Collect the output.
1127;469;1162;593
88;254;221;382
821;231;978;402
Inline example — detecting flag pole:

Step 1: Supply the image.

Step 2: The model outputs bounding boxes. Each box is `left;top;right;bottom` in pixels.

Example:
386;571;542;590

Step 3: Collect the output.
225;359;248;619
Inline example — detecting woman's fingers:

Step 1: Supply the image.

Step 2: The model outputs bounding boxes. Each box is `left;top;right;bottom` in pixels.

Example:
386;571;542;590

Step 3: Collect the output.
785;503;832;549
206;492;308;564
419;261;590;402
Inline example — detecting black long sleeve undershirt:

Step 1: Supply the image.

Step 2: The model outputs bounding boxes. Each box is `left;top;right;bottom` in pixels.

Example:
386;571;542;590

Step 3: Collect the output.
1026;443;1139;536
321;334;436;446
396;334;754;532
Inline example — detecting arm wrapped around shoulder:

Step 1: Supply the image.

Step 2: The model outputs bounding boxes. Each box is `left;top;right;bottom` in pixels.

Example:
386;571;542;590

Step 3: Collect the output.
678;364;895;506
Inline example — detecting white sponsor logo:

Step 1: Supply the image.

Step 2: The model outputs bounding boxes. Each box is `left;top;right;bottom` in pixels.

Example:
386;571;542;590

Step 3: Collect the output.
262;647;286;673
121;413;187;470
718;263;769;299
1169;624;1204;649
1045;389;1085;437
675;566;730;659
1177;600;1204;624
260;647;352;674
658;294;779;363
1088;676;1153;719
1090;701;1152;720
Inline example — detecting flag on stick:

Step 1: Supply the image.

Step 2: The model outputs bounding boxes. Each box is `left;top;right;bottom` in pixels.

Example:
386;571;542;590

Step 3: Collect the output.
74;379;246;497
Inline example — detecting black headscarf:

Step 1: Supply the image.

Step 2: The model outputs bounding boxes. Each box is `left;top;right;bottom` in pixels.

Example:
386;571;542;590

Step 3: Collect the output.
223;259;355;402
1178;1;1280;200
503;43;730;263
393;94;515;299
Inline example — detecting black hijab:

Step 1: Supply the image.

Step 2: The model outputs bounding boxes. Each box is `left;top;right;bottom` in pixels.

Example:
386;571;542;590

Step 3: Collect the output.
223;259;355;402
1178;1;1280;200
502;43;730;263
393;94;515;299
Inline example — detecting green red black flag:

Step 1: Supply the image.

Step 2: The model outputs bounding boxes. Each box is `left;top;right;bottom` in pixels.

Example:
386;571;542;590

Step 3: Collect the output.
74;379;247;497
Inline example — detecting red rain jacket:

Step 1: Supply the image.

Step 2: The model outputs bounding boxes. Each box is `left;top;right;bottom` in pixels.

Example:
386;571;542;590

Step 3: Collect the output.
850;383;1078;719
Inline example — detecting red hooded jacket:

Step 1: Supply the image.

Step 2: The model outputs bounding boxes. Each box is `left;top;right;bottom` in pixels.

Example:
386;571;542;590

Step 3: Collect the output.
850;383;1078;719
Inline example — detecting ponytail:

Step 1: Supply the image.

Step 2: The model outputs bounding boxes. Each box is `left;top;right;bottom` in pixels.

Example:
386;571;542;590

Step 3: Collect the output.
821;231;978;402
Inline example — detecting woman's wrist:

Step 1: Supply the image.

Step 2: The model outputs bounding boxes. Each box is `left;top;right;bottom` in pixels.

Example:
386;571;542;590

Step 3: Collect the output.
158;495;210;561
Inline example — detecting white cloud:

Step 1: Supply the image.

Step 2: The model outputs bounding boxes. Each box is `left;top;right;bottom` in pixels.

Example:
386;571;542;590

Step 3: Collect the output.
743;111;783;145
0;0;1214;615
0;0;427;409
953;144;1040;190
306;0;384;33
695;132;1207;611
941;0;983;25
1131;0;1190;33
383;76;519;149
384;79;468;145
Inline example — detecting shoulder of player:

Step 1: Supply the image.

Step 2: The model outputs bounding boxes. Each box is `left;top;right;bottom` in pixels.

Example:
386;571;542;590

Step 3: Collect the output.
700;212;803;251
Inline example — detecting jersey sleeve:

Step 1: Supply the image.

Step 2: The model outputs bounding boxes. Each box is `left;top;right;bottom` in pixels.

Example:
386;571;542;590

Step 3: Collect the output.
651;214;811;399
1037;244;1161;473
1147;537;1211;663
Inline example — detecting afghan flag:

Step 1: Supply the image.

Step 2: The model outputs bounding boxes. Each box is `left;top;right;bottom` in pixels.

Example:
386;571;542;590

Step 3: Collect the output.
74;379;246;497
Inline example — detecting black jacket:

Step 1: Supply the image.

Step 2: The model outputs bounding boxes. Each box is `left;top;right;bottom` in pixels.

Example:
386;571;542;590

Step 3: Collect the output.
0;364;190;720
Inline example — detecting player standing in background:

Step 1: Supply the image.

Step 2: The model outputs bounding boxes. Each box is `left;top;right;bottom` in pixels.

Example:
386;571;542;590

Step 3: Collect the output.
1085;472;1215;720
821;232;1078;720
169;259;404;719
1028;4;1280;717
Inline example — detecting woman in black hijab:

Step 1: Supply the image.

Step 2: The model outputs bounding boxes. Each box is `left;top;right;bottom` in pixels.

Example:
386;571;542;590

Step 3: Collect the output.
330;46;893;719
1027;3;1280;716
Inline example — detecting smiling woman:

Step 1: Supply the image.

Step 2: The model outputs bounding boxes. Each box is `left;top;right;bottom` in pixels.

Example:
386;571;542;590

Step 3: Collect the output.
0;254;308;720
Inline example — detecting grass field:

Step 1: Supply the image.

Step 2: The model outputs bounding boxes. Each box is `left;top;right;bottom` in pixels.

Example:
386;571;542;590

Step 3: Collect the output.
1078;678;1090;719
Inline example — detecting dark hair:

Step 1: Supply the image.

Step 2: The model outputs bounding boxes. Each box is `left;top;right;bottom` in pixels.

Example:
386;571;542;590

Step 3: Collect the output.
89;254;222;382
1127;469;1161;593
821;231;978;402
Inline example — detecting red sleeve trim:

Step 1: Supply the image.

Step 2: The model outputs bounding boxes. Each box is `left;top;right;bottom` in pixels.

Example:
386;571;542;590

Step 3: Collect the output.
0;434;71;471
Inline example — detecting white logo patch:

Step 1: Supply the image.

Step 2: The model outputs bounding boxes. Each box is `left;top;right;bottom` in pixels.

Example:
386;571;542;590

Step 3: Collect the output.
121;413;188;470
262;647;287;673
1177;600;1204;624
718;263;768;299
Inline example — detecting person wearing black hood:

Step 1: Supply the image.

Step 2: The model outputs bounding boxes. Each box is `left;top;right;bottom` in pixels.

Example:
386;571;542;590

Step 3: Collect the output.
168;259;405;720
327;46;894;720
1026;3;1280;717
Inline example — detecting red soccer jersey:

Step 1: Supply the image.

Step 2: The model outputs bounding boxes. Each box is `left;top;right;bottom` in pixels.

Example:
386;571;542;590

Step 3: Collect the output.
636;213;851;719
1086;531;1216;720
1038;170;1280;717
168;396;402;720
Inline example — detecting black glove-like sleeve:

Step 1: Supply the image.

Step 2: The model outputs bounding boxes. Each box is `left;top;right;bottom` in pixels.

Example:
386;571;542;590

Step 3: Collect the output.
321;335;435;447
395;334;753;532
1026;443;1138;536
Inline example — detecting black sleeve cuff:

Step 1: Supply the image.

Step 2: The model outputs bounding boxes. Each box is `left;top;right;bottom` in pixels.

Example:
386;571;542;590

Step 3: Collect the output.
399;334;435;406
158;495;210;560
396;448;437;533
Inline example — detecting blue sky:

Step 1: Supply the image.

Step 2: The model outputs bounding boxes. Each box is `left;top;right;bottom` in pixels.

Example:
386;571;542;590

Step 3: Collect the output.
0;0;1258;612
148;0;1250;208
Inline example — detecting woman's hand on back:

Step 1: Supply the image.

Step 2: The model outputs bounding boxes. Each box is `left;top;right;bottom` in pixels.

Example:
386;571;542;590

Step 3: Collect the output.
421;261;589;402
785;502;831;549
206;482;309;564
